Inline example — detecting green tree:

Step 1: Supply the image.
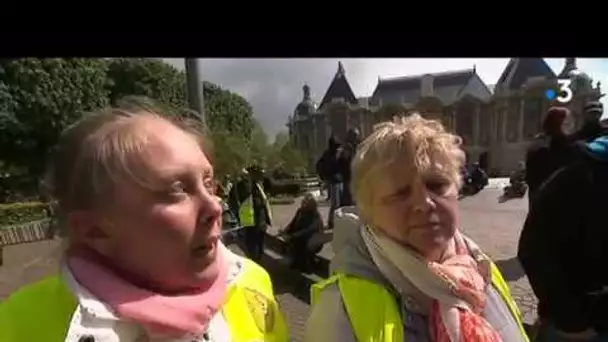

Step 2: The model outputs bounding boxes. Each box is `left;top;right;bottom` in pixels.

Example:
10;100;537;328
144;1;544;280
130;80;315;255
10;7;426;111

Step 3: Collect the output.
269;131;307;175
210;128;250;178
106;59;254;142
203;81;254;142
0;58;110;177
107;58;187;110
248;119;270;168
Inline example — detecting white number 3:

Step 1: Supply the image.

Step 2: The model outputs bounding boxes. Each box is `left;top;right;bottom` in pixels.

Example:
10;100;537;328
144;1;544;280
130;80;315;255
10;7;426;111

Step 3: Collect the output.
557;79;573;104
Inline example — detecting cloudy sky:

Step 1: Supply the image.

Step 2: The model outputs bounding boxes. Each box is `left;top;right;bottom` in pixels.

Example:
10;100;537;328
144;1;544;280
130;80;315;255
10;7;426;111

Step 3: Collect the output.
164;58;608;138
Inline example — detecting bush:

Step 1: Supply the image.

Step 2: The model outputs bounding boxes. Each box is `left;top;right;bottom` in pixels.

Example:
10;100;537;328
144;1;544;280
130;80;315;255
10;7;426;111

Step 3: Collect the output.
0;201;49;226
268;180;303;197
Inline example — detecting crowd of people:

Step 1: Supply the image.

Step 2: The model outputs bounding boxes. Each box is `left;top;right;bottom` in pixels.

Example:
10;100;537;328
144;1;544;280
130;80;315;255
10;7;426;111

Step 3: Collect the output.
1;99;607;341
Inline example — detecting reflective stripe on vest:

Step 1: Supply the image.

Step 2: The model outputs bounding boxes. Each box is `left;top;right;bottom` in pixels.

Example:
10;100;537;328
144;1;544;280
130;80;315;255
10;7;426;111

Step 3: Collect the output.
311;260;530;342
238;182;272;227
0;259;289;342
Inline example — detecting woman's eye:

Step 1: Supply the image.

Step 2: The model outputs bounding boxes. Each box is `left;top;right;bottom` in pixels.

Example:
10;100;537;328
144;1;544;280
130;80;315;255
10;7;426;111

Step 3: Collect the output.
169;182;187;194
203;178;215;191
426;180;449;194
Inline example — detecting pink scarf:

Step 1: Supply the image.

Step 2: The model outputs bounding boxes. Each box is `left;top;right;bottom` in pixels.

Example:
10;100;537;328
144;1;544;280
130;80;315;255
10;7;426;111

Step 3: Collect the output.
362;227;503;342
428;234;502;342
67;246;228;339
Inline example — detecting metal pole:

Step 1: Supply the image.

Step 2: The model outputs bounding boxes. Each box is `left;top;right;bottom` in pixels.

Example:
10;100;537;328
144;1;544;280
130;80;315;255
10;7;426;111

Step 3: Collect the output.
185;58;205;123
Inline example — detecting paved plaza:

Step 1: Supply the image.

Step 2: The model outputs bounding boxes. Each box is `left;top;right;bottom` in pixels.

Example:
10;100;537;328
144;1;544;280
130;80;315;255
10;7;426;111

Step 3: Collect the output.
0;186;534;341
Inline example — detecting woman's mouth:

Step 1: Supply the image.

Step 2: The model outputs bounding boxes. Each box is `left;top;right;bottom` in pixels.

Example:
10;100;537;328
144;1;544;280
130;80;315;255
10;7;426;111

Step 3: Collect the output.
192;236;220;257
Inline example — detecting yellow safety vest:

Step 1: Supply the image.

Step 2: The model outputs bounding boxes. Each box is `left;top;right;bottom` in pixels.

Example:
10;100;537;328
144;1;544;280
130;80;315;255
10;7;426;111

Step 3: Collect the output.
239;182;272;227
311;261;530;342
0;258;289;342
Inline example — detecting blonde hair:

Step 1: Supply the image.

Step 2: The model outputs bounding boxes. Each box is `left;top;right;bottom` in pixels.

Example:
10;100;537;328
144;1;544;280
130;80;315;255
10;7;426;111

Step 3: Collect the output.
45;108;211;216
351;113;465;220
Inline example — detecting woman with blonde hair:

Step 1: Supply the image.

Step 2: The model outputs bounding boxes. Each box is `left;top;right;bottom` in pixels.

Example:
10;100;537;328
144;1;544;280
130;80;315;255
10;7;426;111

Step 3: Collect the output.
0;108;288;341
305;114;529;342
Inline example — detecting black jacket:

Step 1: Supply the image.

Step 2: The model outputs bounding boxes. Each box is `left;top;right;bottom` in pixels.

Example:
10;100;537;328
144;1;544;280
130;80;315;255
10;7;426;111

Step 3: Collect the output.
518;137;608;333
316;148;341;184
525;134;576;202
569;121;603;144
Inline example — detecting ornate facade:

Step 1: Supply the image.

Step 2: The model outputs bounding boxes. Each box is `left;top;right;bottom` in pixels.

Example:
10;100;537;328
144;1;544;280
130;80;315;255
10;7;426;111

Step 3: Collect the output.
287;58;603;176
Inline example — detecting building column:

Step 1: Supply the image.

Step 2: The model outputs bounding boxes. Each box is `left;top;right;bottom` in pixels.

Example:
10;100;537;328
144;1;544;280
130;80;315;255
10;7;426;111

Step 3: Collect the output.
294;121;300;149
358;110;364;135
518;98;525;141
310;117;317;153
345;107;350;130
473;103;481;146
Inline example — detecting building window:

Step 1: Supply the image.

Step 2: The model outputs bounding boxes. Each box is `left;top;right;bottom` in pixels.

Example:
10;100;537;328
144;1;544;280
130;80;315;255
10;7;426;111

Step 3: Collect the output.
523;98;543;139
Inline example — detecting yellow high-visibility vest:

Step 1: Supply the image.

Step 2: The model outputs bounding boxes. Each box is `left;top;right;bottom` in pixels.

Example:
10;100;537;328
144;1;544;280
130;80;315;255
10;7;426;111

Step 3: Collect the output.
0;258;289;342
311;260;530;342
239;182;272;227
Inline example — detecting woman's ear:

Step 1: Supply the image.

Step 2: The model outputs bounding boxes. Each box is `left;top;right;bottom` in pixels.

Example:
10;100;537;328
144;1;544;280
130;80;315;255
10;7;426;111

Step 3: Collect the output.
66;211;113;253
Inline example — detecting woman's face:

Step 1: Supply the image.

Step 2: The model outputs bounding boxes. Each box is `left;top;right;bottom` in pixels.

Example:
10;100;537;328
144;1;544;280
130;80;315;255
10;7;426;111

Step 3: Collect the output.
369;161;459;260
84;120;223;293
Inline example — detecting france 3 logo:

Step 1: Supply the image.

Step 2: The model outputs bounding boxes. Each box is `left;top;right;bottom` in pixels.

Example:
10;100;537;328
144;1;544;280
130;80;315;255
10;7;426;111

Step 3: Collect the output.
545;79;573;104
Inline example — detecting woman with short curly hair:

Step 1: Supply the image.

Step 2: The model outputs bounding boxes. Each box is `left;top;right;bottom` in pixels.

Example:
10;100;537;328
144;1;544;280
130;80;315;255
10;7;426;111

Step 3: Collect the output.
305;113;529;342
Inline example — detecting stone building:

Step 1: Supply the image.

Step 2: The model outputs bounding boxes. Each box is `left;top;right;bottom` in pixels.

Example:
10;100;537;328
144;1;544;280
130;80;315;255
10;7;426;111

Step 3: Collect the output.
287;58;603;176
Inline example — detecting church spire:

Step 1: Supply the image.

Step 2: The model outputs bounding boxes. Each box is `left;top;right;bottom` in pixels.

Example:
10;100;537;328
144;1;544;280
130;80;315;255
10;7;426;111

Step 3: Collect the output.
337;61;345;77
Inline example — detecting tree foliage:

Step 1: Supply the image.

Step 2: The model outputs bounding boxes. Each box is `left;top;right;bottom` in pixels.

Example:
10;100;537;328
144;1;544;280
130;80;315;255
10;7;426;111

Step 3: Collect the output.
203;81;254;141
0;58;110;175
0;57;306;200
107;58;187;109
268;131;308;176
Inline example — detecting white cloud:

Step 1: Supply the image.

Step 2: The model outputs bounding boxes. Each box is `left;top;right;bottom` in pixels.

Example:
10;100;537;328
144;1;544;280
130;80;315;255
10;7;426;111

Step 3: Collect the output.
163;58;608;135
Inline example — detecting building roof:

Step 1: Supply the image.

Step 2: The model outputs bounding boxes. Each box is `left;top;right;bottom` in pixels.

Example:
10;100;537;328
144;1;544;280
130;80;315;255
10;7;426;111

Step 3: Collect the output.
496;58;556;90
370;68;490;106
319;62;358;109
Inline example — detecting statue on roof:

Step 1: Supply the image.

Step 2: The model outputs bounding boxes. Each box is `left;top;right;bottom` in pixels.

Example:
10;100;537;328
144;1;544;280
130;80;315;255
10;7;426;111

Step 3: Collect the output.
303;83;311;99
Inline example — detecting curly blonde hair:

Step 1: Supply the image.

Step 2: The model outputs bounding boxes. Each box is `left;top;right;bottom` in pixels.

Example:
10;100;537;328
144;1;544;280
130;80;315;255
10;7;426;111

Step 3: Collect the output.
351;113;465;220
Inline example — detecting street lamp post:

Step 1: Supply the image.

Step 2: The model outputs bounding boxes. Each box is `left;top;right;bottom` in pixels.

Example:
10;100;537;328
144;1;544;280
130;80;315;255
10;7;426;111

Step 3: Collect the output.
185;58;205;123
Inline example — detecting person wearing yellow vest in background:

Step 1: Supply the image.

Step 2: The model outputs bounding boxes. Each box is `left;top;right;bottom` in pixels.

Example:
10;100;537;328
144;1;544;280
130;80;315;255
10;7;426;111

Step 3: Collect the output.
238;165;273;263
0;108;288;342
304;114;529;342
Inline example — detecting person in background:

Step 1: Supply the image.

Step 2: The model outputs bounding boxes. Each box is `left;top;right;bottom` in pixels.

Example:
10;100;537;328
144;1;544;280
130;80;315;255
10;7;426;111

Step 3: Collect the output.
305;114;528;342
336;128;361;206
316;135;342;228
280;192;324;272
227;168;249;225
0;108;288;341
518;129;608;342
525;107;575;205
504;161;527;198
468;161;489;193
570;101;604;143
220;174;233;199
238;165;272;263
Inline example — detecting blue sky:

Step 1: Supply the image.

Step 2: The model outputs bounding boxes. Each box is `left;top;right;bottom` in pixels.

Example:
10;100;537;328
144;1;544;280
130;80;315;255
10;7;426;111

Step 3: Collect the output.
165;58;608;137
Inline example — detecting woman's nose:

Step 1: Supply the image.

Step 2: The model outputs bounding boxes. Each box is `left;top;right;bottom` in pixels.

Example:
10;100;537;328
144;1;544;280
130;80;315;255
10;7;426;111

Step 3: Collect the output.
411;187;436;212
197;188;222;222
